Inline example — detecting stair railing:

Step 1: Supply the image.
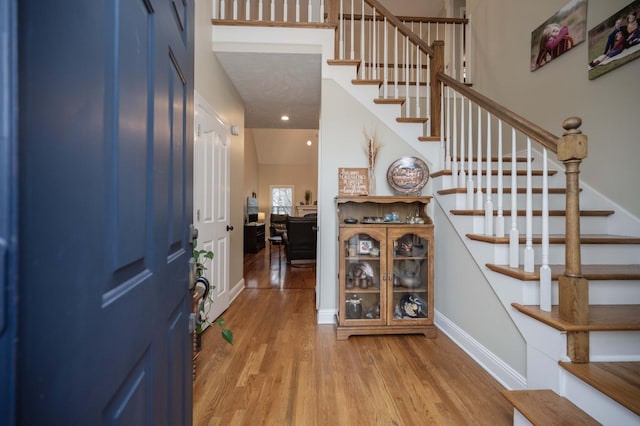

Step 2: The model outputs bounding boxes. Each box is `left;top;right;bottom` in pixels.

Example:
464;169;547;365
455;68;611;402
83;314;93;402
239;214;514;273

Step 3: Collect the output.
328;0;468;137
439;73;590;362
213;0;326;24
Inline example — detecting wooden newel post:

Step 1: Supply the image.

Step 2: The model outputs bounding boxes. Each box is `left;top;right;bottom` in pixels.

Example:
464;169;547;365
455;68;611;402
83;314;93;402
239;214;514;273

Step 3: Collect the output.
557;116;589;362
430;41;444;138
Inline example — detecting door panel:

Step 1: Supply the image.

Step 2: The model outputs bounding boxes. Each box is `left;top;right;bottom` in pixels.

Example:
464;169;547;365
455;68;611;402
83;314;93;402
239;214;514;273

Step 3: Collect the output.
194;96;230;324
17;0;194;424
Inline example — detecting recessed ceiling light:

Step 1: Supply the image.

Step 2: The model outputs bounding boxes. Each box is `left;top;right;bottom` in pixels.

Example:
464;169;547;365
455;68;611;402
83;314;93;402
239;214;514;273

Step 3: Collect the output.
281;115;289;121
306;140;312;146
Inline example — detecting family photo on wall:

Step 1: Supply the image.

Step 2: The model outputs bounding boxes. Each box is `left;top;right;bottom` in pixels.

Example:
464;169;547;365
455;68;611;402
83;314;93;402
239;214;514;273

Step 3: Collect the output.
530;0;587;71
588;0;640;79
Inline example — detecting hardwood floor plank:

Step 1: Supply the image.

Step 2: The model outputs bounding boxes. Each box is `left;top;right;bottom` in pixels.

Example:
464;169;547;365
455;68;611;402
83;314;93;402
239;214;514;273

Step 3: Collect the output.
193;249;513;425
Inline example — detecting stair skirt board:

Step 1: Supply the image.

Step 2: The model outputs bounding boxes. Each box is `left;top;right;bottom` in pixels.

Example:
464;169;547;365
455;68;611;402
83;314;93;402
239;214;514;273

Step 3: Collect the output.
435;310;527;391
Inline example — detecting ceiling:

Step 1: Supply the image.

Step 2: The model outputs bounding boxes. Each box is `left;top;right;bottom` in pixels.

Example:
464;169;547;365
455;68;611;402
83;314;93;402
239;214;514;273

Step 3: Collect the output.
215;51;321;165
215;51;321;130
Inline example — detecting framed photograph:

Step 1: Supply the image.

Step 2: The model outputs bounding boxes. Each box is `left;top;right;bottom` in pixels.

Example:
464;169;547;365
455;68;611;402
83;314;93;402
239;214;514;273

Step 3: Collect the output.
530;0;587;71
358;238;372;254
588;1;640;80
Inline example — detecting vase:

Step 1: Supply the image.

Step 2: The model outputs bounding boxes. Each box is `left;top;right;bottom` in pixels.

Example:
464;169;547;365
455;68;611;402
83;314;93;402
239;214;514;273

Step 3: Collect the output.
368;168;376;195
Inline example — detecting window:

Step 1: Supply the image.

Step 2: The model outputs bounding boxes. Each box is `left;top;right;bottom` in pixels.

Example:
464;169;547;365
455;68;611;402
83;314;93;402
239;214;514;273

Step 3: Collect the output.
271;186;293;215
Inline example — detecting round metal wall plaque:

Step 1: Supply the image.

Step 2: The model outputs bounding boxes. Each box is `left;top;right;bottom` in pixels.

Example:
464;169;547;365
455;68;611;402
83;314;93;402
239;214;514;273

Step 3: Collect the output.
386;156;430;195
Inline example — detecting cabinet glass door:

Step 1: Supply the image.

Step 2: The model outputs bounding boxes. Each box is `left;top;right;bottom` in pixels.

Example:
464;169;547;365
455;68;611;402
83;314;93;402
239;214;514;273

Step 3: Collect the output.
388;229;429;325
340;229;385;325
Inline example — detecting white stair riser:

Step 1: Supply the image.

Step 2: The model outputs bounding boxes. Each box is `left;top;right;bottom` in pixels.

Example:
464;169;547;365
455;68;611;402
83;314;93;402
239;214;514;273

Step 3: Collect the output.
447;192;573;211
490;243;640;265
591;331;640;362
561;369;640;425
520;279;640;306
469;215;610;236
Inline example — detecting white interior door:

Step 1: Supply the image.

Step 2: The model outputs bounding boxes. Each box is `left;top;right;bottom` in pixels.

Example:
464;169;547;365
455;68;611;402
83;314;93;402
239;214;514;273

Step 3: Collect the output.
194;93;230;326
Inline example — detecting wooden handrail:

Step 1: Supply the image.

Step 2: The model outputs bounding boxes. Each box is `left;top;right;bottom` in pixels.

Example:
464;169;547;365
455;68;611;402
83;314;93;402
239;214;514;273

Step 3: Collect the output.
438;73;560;153
362;0;434;57
341;14;468;26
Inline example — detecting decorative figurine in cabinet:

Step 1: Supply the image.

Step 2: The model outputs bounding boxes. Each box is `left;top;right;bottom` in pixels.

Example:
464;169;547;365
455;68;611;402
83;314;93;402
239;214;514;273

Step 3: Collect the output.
336;196;435;340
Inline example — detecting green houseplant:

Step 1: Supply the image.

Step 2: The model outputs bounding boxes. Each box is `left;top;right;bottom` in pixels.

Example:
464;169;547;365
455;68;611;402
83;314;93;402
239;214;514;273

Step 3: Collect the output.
193;242;233;345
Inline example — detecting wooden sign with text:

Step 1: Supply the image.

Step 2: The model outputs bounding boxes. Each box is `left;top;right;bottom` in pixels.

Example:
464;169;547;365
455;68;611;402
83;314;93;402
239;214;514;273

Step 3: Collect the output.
338;168;369;196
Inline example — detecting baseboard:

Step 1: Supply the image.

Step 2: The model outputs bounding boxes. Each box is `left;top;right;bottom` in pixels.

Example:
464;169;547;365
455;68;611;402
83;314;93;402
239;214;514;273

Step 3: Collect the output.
317;309;337;324
435;309;527;391
230;278;244;303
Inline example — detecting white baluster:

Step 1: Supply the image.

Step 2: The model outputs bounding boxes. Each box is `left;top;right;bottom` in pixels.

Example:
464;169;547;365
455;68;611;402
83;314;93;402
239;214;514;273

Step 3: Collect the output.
496;120;504;237
221;0;226;19
270;0;274;21
296;0;300;22
394;26;398;99
319;0;324;23
540;148;551;311
524;137;534;273
416;42;421;118
445;86;451;171
459;94;466;188
349;0;354;59
476;107;483;210
245;0;250;20
373;8;377;79
307;0;311;22
509;127;519;268
213;0;218;19
338;0;344;59
466;100;474;208
383;17;388;98
485;113;493;236
451;90;457;177
452;23;457;78
258;0;263;21
466;14;473;83
360;0;364;79
440;82;445;171
233;0;237;19
404;35;409;108
283;0;288;22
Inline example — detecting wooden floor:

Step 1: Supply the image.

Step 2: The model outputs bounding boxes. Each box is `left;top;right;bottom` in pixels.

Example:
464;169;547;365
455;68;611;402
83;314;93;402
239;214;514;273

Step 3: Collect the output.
193;248;513;425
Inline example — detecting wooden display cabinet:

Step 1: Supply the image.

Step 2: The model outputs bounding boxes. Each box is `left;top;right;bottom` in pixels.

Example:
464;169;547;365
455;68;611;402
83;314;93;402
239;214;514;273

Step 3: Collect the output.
335;196;435;340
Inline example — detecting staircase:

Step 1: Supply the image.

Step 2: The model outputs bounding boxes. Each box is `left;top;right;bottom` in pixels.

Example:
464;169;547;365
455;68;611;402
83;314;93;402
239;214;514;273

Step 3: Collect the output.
327;53;640;422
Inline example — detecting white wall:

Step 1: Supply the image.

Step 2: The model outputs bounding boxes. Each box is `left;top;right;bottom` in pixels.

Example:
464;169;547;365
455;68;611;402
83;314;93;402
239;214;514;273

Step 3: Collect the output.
467;0;640;218
195;0;246;291
318;78;429;317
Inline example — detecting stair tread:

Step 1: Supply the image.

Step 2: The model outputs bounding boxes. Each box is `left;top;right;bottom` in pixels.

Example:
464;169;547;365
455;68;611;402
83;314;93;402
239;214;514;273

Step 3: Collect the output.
396;117;428;123
418;136;440;142
487;263;640;281
512;303;640;331
373;97;405;105
451;209;615;217
327;59;361;66
351;79;383;85
559;361;640;416
472;233;640;245
500;389;599;425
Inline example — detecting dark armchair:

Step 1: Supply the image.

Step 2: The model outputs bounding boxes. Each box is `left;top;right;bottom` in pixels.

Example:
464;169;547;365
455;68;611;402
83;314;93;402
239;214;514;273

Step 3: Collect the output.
270;213;288;238
284;215;317;263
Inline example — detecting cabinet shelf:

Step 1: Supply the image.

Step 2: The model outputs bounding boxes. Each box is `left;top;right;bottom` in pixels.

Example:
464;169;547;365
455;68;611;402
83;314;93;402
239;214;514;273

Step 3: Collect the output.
336;196;435;340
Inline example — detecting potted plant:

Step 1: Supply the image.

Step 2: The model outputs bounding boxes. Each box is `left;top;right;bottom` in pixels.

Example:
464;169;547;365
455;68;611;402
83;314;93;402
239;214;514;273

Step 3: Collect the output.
193;242;233;347
304;189;312;205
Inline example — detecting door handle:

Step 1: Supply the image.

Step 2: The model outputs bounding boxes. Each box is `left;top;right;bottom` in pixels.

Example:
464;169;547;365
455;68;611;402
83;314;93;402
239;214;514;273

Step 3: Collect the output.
226;225;234;231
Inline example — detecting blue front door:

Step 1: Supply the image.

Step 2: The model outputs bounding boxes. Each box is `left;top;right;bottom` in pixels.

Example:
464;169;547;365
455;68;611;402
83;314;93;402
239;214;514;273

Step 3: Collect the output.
17;0;194;424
